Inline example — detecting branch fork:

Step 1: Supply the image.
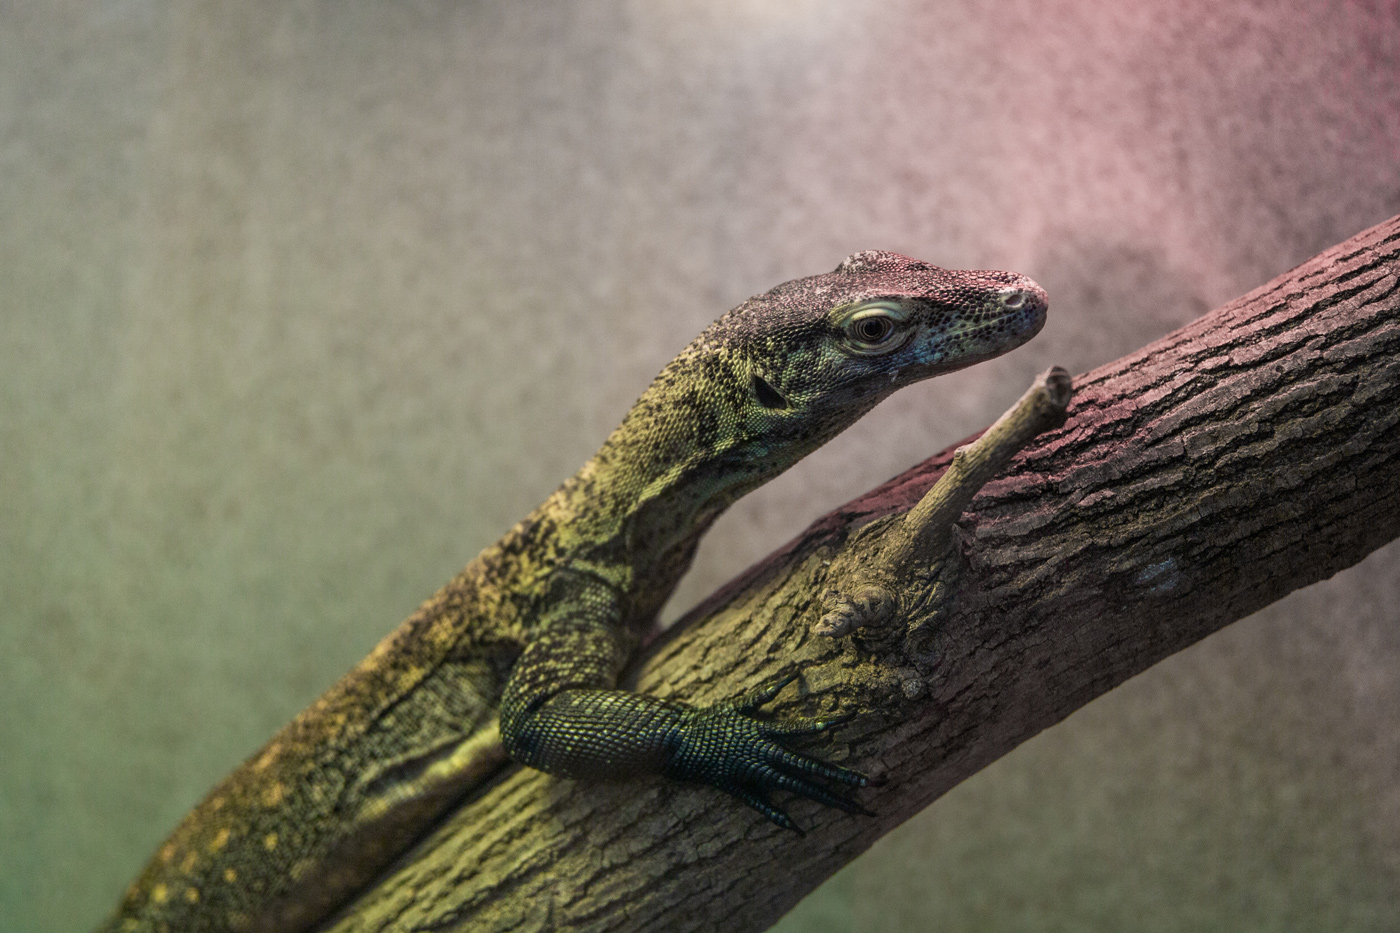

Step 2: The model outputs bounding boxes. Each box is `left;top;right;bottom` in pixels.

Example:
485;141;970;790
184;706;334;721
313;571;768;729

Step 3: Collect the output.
814;367;1073;641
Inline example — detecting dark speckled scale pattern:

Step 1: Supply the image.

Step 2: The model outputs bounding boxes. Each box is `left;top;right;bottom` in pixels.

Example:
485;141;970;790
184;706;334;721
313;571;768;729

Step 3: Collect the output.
99;251;1046;933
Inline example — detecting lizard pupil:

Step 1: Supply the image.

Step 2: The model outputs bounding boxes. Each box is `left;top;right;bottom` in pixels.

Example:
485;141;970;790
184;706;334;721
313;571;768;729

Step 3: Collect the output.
855;316;894;344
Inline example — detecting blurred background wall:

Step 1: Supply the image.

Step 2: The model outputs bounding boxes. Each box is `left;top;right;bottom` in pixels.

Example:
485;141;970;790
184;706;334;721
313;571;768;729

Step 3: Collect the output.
2;1;1398;930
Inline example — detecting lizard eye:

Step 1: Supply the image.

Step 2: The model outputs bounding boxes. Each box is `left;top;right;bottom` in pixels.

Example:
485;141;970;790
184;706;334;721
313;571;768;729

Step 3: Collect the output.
840;305;908;355
854;316;894;344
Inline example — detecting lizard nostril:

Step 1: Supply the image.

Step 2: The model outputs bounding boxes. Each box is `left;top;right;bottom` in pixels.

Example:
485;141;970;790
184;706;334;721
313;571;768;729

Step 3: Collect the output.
1002;289;1028;310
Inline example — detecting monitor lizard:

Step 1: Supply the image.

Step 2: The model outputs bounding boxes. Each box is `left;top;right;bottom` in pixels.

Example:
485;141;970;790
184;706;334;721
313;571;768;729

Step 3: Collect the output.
99;250;1048;933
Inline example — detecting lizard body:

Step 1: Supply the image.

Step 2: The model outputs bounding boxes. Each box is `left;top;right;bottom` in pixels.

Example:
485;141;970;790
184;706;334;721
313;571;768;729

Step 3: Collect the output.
99;251;1047;933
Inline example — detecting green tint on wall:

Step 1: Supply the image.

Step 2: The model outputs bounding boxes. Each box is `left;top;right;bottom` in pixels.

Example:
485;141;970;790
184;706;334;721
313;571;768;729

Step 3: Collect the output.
2;1;1397;930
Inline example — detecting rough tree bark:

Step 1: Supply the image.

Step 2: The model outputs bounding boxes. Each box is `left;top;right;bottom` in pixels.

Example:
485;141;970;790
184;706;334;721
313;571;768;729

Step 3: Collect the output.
322;215;1400;933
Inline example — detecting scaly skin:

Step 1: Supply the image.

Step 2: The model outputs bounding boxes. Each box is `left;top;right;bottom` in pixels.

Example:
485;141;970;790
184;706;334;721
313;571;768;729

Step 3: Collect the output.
99;251;1047;933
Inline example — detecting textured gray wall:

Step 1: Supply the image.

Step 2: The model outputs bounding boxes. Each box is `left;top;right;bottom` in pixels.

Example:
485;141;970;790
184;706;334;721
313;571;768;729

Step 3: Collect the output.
2;1;1397;930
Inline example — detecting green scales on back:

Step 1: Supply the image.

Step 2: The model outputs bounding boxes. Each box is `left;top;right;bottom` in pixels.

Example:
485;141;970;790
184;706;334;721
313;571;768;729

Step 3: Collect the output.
100;251;1047;933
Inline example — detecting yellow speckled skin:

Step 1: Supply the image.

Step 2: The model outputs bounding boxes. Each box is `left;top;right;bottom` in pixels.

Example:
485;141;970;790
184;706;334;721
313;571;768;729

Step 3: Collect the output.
99;252;1046;933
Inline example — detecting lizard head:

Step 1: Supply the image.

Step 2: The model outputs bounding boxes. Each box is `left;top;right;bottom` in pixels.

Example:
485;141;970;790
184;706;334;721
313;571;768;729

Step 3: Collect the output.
593;251;1047;554
703;250;1048;450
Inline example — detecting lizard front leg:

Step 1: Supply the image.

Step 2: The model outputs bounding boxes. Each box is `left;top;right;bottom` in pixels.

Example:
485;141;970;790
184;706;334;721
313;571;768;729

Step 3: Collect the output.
499;610;869;832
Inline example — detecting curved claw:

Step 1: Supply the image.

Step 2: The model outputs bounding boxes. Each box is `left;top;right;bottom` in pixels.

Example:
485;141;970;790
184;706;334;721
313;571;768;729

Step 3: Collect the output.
759;710;858;739
735;671;801;713
746;765;873;817
763;743;868;788
736;790;803;834
666;691;873;832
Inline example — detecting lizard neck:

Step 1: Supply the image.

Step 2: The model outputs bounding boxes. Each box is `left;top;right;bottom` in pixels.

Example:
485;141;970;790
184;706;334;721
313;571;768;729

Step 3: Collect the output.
574;382;755;552
548;346;886;609
544;350;819;604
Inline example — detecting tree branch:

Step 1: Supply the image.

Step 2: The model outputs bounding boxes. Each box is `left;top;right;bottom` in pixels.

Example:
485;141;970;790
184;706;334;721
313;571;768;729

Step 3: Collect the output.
323;215;1400;933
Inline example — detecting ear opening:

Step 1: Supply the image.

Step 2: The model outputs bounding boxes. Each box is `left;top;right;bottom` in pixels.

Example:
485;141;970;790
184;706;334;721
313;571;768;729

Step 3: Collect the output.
751;373;789;410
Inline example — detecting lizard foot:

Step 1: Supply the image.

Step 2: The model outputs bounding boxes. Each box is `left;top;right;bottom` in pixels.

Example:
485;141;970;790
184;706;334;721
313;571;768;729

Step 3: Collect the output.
666;674;871;833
